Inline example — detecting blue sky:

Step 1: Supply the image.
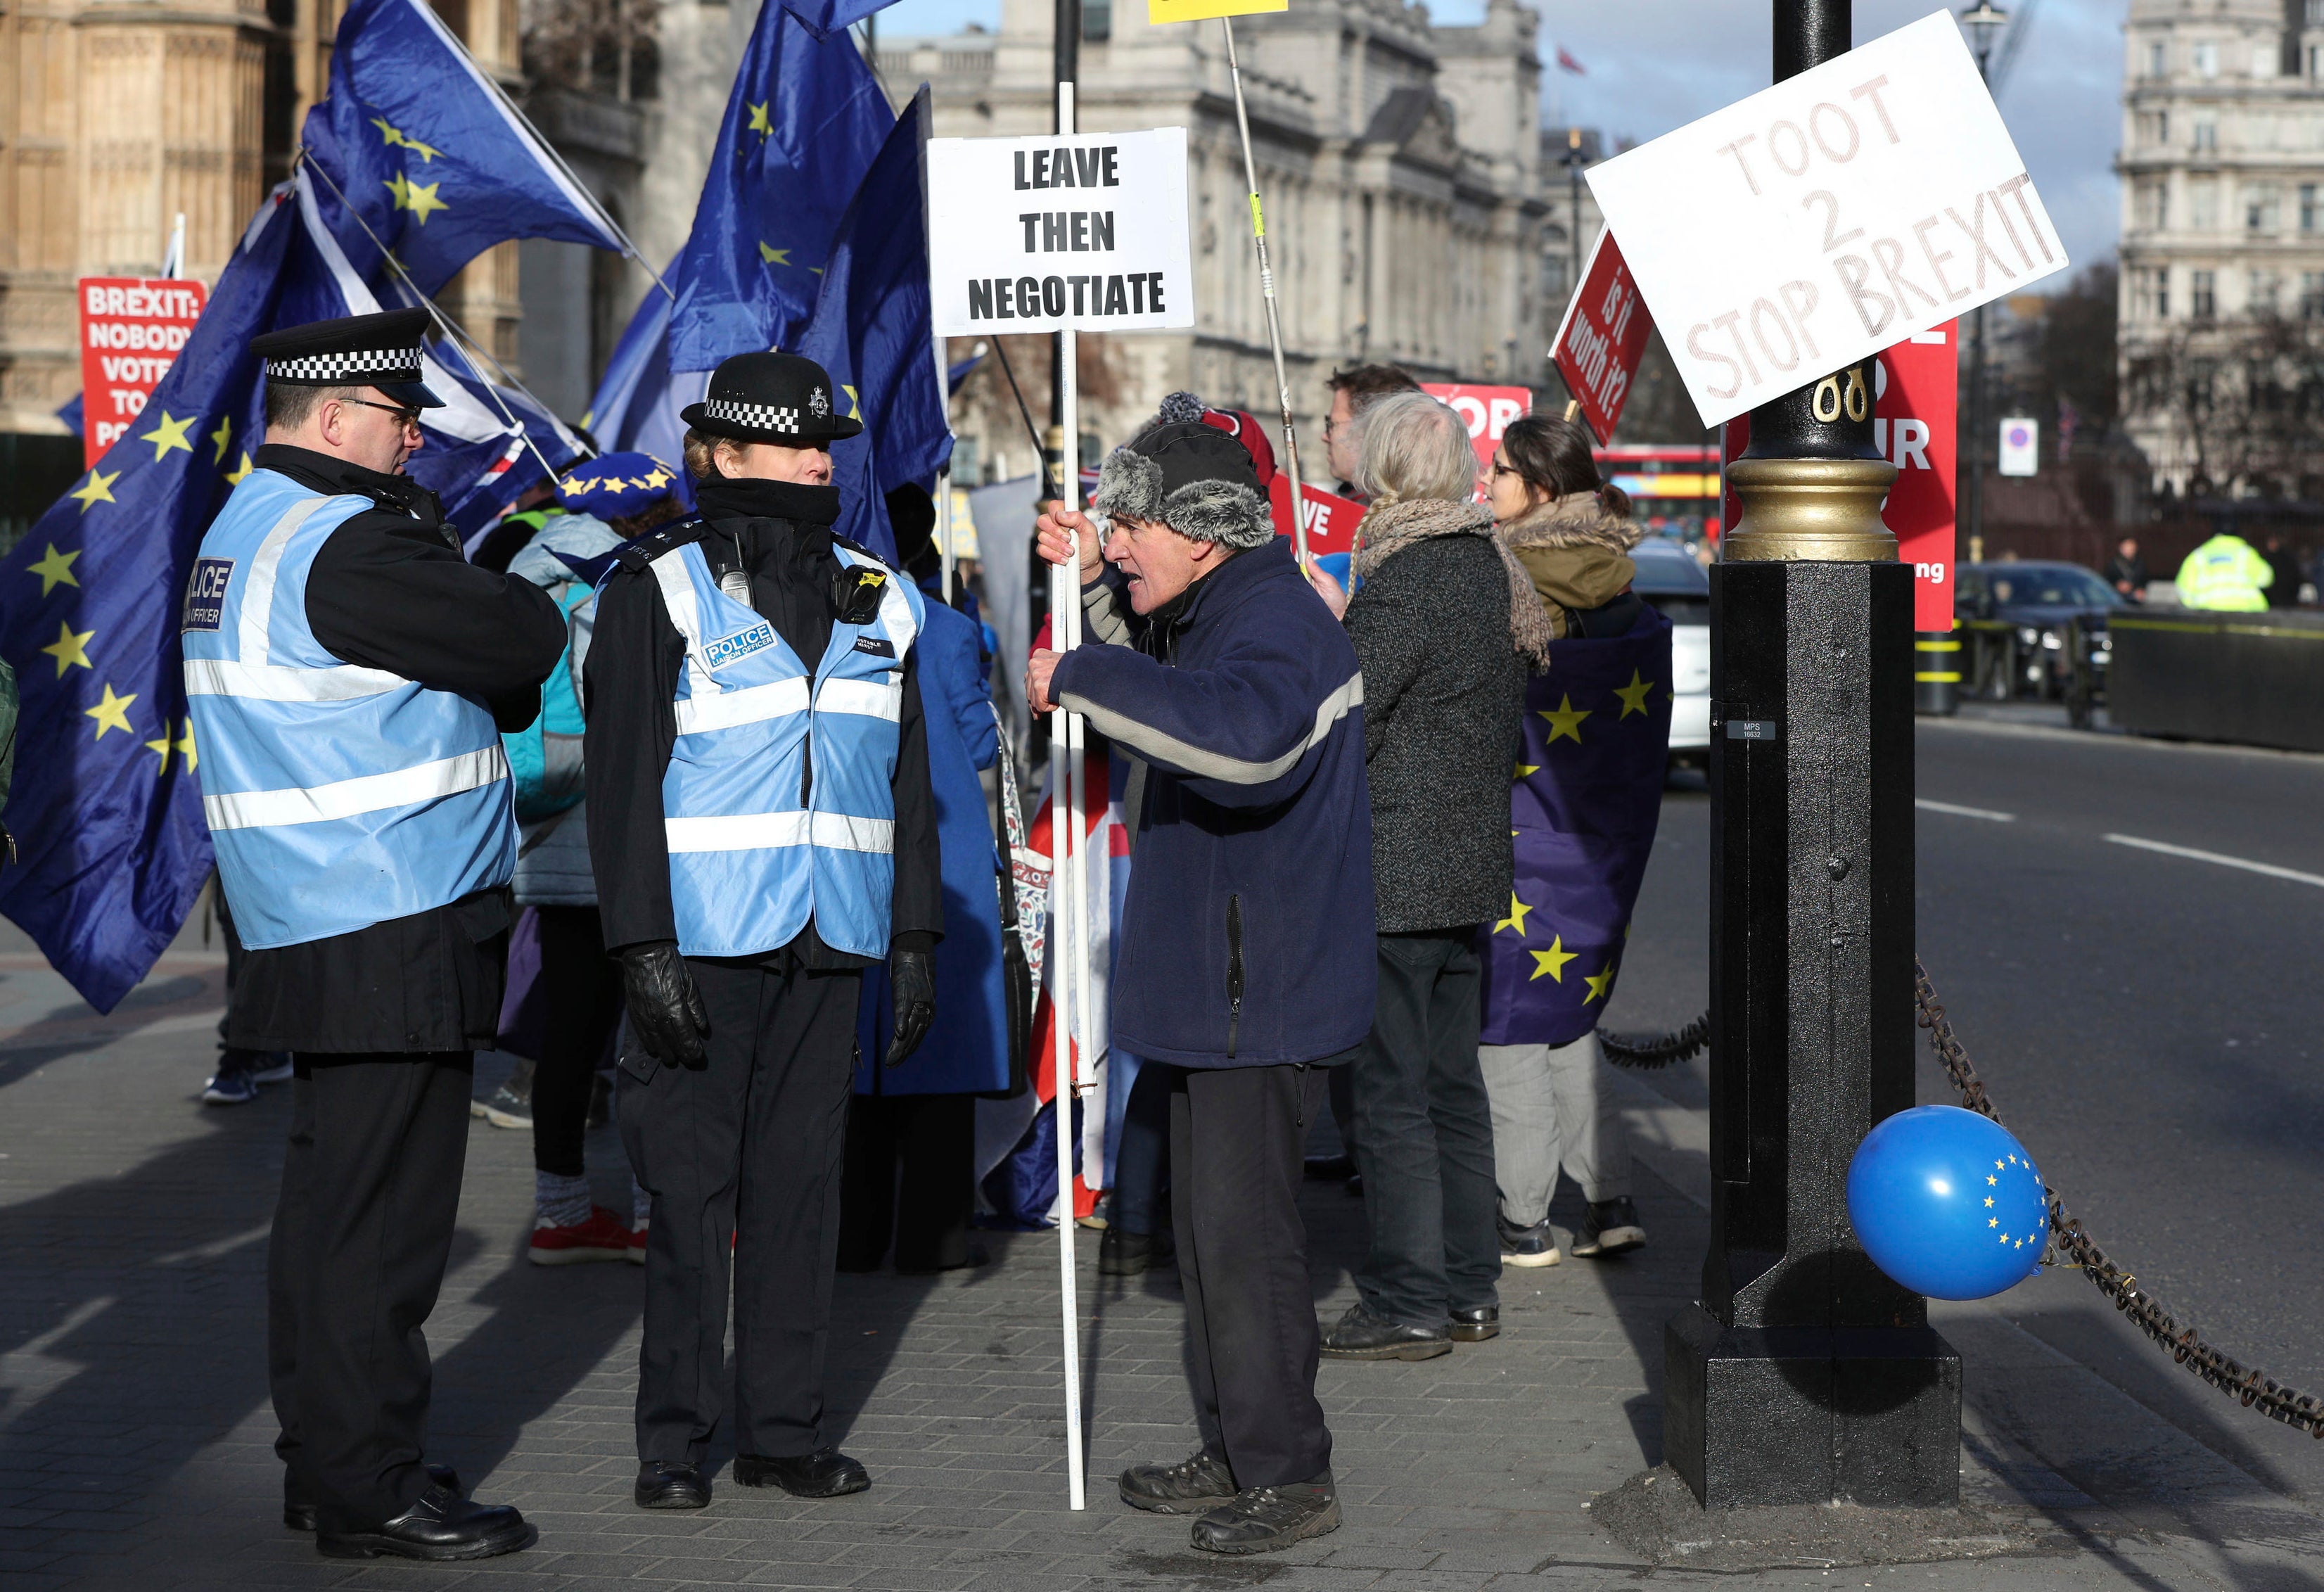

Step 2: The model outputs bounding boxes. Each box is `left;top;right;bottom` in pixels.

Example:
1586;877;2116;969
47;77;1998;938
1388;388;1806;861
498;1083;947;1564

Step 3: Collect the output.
872;0;2126;285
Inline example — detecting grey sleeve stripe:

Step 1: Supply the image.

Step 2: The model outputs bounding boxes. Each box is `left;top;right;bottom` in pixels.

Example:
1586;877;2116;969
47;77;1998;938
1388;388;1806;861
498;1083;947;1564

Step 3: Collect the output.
1060;669;1364;786
1079;578;1135;647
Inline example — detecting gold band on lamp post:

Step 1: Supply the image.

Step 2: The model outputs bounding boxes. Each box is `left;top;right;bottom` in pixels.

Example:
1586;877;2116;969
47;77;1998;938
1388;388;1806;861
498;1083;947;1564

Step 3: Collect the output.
1720;457;1901;564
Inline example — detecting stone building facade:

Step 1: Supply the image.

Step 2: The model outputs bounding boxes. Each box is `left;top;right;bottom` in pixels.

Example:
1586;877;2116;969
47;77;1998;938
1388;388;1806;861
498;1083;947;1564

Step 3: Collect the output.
881;0;1554;479
2118;0;2324;496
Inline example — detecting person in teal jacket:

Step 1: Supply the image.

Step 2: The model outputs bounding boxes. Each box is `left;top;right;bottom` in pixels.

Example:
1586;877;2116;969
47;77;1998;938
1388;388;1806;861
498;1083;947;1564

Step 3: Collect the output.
842;485;1009;1273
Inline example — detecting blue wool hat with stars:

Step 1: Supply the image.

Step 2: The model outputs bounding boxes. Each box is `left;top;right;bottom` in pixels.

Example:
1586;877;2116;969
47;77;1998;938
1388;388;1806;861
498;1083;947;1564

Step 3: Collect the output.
556;452;681;518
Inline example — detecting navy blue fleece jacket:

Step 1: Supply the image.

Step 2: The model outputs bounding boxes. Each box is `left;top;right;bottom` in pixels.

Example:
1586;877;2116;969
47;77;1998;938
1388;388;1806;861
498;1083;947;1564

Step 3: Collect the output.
1049;535;1375;1067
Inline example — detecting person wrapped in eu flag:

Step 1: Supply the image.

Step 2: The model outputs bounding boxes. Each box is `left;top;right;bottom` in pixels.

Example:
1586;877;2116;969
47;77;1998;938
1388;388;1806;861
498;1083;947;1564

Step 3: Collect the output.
179;308;566;1560
584;350;943;1513
1474;414;1673;1268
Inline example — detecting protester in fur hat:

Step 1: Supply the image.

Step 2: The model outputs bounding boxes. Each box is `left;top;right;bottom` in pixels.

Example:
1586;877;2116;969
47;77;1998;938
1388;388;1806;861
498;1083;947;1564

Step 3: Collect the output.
1487;414;1646;639
1302;392;1533;1363
1026;412;1372;1556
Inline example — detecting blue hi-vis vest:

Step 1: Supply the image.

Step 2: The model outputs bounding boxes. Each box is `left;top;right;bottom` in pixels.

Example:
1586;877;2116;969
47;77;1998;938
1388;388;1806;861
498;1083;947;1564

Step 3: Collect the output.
649;535;924;960
181;468;516;950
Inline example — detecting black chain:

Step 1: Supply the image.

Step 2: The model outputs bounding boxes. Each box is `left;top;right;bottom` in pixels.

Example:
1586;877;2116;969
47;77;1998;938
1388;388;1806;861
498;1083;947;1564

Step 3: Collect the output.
1914;959;2324;1440
1597;1010;1711;1069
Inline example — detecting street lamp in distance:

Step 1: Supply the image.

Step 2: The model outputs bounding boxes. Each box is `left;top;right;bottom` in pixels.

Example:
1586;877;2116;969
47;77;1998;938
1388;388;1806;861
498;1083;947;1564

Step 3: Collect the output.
1959;1;2009;77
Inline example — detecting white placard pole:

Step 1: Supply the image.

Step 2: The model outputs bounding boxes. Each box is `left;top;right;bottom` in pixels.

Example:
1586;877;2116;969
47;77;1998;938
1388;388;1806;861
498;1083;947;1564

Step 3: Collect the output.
933;333;955;604
1219;18;1307;567
1048;79;1088;1517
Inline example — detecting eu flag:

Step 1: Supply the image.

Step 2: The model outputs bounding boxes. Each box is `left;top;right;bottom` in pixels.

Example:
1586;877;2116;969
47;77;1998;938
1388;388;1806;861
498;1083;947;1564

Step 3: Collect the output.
665;2;891;373
795;90;951;563
1477;609;1675;1049
583;277;701;509
302;0;628;297
779;0;902;42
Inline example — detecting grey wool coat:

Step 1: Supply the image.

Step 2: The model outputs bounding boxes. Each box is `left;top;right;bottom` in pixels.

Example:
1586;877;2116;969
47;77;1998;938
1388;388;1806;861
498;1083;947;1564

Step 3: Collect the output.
1341;527;1528;934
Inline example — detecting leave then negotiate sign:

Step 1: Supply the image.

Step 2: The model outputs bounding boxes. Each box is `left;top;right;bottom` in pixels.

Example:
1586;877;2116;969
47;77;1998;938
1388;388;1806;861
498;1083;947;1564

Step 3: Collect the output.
1585;9;2066;430
928;128;1195;336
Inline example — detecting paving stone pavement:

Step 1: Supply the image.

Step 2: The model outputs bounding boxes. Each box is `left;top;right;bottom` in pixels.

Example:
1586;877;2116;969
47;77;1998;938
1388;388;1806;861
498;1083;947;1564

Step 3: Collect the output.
4;944;2323;1591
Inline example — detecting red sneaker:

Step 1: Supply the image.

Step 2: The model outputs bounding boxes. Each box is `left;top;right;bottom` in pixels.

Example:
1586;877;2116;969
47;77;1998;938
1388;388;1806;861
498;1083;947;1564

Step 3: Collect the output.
530;1206;636;1266
628;1221;649;1265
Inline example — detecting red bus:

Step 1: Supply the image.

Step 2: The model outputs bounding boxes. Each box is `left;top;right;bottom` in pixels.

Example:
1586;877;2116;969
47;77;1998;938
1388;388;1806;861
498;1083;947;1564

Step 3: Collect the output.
1600;442;1721;545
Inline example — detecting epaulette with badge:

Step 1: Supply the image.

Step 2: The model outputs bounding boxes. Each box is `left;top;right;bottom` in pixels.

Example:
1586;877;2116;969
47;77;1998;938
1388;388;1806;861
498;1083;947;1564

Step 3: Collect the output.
549;514;706;588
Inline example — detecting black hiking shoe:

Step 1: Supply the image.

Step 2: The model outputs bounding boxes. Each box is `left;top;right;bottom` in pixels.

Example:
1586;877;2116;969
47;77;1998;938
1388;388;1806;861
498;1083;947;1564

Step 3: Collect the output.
1190;1477;1341;1555
1119;1450;1237;1514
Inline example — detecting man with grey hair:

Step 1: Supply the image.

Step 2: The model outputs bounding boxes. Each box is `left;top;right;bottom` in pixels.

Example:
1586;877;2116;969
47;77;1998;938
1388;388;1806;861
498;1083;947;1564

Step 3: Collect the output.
1028;416;1373;1555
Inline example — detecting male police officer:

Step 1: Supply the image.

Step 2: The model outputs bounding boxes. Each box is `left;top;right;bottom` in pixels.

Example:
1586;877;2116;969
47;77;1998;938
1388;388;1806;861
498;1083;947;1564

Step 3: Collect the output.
181;310;566;1560
585;350;942;1512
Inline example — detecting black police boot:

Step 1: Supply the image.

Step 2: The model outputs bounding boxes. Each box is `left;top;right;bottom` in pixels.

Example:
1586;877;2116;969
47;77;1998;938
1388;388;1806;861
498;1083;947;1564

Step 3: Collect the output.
1189;1475;1342;1555
1098;1226;1175;1277
1319;1300;1452;1361
1118;1449;1237;1514
733;1446;870;1498
284;1463;459;1532
634;1460;710;1510
1448;1304;1500;1342
314;1484;535;1561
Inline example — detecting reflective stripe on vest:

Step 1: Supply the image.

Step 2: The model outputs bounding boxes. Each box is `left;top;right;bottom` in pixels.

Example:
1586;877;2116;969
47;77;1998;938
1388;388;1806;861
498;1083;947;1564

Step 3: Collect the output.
181;469;516;950
651;536;922;959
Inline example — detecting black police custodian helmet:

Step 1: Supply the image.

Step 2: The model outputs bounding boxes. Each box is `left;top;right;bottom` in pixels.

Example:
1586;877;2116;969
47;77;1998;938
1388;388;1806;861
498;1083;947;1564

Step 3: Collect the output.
250;307;445;409
682;350;864;446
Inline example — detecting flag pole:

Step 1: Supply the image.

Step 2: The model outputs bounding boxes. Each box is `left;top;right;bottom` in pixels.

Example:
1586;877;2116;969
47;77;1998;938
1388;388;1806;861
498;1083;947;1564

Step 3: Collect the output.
1218;18;1307;567
933;334;955;604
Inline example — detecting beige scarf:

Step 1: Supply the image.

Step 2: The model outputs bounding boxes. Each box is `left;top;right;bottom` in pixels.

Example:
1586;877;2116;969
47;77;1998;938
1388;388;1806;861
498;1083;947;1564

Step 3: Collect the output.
1353;496;1557;668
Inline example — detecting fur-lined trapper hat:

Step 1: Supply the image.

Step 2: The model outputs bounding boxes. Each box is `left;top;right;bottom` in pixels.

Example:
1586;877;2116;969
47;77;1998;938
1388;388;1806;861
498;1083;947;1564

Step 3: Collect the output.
1092;419;1275;551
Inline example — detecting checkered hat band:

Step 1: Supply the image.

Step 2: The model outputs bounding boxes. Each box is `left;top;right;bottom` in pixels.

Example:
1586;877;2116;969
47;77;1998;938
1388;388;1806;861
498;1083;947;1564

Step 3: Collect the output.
265;346;425;383
703;397;804;434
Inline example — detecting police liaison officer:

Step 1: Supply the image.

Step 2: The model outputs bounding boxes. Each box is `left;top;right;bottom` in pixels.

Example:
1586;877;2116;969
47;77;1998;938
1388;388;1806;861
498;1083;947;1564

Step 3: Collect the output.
584;350;943;1512
179;310;566;1560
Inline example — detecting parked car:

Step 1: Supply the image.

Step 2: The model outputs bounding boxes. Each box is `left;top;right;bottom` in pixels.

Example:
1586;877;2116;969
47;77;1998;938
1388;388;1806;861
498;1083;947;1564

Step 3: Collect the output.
1633;536;1710;759
1954;561;2124;700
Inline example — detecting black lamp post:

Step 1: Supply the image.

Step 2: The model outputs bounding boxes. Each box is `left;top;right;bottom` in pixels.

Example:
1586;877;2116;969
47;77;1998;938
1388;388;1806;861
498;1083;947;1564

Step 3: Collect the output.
1960;1;2009;565
1664;0;1962;1511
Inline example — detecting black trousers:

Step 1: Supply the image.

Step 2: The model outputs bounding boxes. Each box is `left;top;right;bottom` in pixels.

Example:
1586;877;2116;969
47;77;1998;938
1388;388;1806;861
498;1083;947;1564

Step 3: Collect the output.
838;1092;976;1272
1170;1062;1334;1490
269;1052;474;1525
1350;931;1500;1327
619;956;860;1465
530;905;621;1178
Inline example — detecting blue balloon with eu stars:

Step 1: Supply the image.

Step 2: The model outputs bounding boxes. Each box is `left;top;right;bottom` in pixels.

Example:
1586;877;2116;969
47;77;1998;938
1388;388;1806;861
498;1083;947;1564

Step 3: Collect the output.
1846;1105;2048;1301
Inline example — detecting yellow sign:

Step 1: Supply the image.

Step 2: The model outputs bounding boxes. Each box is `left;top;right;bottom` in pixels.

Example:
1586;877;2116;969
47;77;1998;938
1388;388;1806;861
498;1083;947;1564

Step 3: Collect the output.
1148;0;1286;23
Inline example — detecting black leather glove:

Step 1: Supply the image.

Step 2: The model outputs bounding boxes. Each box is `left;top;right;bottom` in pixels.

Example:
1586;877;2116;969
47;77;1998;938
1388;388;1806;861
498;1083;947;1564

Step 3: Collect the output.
619;941;710;1069
884;946;936;1067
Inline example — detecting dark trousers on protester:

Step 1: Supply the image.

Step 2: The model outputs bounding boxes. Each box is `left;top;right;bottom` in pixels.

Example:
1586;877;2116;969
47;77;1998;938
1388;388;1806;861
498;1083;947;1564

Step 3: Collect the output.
1350;930;1500;1327
838;1091;975;1272
619;956;859;1465
269;1052;475;1525
1170;1062;1334;1489
530;905;620;1178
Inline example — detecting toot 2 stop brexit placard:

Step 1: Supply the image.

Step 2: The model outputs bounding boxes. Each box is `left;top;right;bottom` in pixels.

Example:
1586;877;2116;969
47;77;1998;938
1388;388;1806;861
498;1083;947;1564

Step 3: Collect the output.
928;129;1195;336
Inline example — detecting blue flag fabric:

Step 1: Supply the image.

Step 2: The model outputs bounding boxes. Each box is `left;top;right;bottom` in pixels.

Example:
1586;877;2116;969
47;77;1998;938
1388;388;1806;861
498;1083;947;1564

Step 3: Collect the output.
0;173;579;1011
1477;609;1675;1049
302;0;626;298
582;279;701;511
795;89;952;563
778;0;898;41
665;4;891;373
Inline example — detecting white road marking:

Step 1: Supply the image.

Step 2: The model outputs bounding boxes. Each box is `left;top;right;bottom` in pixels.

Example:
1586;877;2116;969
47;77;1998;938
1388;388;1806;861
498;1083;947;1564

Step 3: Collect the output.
2103;833;2324;889
1917;798;2017;822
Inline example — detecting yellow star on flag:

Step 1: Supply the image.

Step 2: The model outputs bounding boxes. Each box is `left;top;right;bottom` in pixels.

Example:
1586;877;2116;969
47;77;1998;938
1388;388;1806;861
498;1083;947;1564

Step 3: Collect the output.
1495;893;1533;937
1528;936;1578;983
1988;1217;1998;1227
841;383;862;421
175;718;197;772
144;718;197;775
759;242;791;265
1514;763;1539;778
389;172;448;224
1983;1196;1993;1207
139;409;196;462
40;620;94;677
639;464;673;490
69;469;120;513
1986;1174;1997;1185
210;414;234;464
370;117;441;161
1612;668;1654;719
1583;964;1616;1003
747;101;772;136
26;542;79;596
1537;693;1590;744
226;452;255;485
84;683;136;739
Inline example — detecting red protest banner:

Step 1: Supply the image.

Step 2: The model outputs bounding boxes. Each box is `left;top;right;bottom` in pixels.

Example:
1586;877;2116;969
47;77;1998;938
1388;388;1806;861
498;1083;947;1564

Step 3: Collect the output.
1718;322;1958;630
78;276;207;466
1549;231;1651;445
1268;474;1365;557
1420;383;1532;484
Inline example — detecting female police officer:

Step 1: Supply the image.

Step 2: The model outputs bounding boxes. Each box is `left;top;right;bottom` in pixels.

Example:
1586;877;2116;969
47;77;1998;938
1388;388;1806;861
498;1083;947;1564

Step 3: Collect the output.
584;350;942;1511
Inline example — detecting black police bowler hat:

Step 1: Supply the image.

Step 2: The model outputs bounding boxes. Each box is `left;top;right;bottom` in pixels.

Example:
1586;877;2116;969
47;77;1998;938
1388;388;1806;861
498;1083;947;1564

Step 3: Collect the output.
249;307;445;409
682;350;864;445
